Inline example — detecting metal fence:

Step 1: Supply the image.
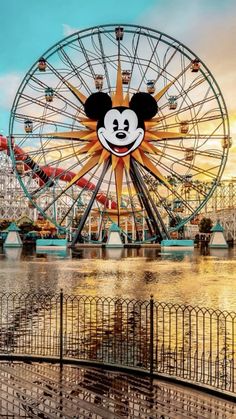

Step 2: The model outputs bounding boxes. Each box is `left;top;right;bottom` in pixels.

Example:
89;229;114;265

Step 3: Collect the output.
0;291;235;397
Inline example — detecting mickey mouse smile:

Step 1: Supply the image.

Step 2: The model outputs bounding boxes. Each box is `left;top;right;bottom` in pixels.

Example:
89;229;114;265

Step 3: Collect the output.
100;130;143;155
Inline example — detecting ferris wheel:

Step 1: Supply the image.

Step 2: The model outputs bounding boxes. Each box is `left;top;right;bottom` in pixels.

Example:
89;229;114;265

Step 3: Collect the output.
9;24;230;244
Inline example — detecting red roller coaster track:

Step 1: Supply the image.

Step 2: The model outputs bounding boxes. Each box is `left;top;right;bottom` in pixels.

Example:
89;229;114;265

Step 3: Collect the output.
0;135;117;209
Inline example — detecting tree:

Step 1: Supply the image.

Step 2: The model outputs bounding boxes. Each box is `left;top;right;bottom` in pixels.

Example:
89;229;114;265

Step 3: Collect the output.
18;221;34;234
199;217;213;233
0;220;10;231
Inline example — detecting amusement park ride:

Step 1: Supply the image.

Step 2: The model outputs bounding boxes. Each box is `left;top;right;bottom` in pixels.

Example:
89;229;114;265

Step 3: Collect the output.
0;24;231;245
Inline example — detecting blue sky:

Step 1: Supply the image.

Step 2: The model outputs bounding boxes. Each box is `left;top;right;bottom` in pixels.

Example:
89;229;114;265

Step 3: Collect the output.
0;0;157;74
0;0;235;175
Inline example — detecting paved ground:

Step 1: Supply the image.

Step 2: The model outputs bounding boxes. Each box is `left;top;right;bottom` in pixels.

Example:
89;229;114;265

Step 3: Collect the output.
0;362;235;418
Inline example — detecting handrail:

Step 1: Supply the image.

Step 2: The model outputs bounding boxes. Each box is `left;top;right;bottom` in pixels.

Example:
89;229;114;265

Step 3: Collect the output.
0;291;235;399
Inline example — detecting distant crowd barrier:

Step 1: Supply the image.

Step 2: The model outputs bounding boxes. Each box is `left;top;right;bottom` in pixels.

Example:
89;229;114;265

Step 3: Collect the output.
0;291;235;399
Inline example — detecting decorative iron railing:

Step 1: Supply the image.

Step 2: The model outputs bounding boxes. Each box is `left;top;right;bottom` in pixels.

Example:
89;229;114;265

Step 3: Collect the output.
0;291;235;398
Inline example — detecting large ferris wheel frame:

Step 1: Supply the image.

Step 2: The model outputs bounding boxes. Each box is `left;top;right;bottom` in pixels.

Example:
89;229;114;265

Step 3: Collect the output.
8;24;230;244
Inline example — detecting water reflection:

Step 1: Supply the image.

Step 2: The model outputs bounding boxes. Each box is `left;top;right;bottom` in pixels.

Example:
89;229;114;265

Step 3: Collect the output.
4;247;22;260
105;248;124;260
0;245;236;311
209;248;230;258
160;250;193;261
2;363;234;418
36;248;69;257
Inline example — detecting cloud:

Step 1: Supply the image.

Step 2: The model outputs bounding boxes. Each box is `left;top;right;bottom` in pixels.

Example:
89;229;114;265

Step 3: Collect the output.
140;0;236;178
62;24;79;37
140;0;236;108
0;73;23;110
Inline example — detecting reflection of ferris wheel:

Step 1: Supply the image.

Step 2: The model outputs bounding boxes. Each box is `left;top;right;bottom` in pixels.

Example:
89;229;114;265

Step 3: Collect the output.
9;24;230;244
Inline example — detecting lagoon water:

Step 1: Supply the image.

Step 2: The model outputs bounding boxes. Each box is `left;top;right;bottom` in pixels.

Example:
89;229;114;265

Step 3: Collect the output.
0;246;236;312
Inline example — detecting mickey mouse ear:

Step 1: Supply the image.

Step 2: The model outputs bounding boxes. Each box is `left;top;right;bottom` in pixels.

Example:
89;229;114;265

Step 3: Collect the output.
129;92;158;120
84;92;112;120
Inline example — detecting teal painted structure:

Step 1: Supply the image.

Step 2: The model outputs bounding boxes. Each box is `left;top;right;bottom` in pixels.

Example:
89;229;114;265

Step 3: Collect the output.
161;239;194;248
4;222;22;248
36;239;67;249
209;244;228;248
6;222;21;232
109;223;121;233
210;222;224;233
106;223;124;248
209;221;228;248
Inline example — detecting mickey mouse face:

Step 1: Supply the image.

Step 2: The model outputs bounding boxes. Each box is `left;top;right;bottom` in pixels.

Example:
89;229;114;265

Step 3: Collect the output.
84;91;158;157
98;107;144;157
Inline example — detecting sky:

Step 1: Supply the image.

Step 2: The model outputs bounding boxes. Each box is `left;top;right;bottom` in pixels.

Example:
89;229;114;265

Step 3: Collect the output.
0;0;235;178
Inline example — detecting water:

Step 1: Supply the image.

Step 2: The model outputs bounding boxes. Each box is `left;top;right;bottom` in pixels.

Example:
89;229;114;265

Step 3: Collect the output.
0;245;236;311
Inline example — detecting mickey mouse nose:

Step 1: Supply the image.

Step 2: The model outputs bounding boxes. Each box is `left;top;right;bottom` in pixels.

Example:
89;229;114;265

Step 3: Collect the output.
116;132;126;139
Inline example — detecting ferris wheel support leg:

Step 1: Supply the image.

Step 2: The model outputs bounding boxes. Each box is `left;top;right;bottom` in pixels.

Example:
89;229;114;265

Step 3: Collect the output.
131;161;170;242
130;161;163;242
70;159;111;247
130;168;156;239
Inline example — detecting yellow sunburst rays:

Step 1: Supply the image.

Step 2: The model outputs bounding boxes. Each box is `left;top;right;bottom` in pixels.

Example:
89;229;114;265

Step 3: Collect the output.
107;61;177;205
45;62;188;209
110;60;130;207
45;85;108;191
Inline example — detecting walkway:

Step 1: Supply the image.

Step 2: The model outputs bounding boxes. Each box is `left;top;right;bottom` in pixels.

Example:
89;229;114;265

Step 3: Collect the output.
0;362;235;418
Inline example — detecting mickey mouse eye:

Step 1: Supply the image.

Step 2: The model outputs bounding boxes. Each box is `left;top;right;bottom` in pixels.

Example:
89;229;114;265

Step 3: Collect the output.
113;119;119;131
121;109;138;131
124;119;129;132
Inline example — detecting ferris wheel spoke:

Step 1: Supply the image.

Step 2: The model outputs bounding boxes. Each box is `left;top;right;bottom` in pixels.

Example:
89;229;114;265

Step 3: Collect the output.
152;150;218;180
42;156;101;212
13;113;80;131
143;162;195;214
139;166;180;223
135;34;163;92
59;47;92;96
20;93;77;122
24;142;81;162
27;143;74;159
156;141;223;160
156;45;178;84
42;130;95;141
129;31;147;91
53;153;104;206
29;75;82;113
77;35;97;80
156;76;206;123
146;131;188;140
68;40;106;64
172;88;211;125
155;114;224;133
46;61;88;109
159;92;215;122
32;157;94;200
150;62;192;107
103;29;131;59
42;153;89;176
59;163;107;226
26;157;87;195
148;155;208;198
96;31;112;93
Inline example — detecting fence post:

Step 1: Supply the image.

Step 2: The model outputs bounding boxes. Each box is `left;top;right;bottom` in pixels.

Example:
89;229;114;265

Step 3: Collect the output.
59;289;63;365
150;295;154;375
